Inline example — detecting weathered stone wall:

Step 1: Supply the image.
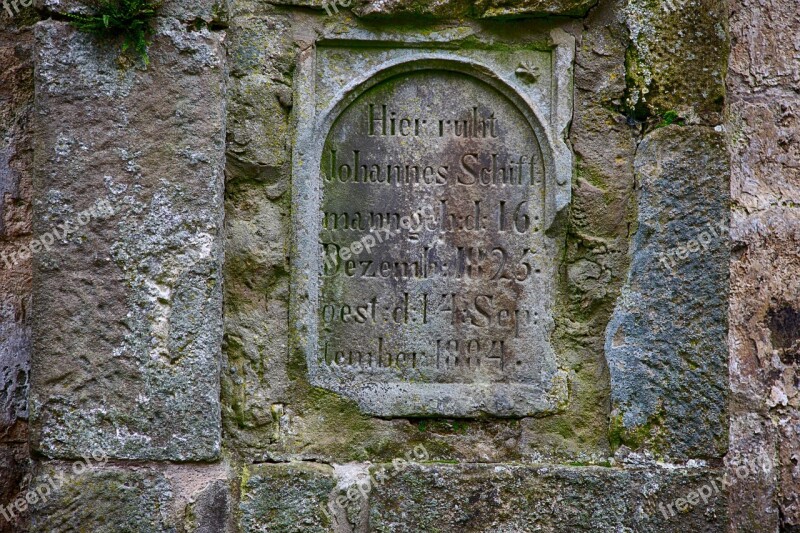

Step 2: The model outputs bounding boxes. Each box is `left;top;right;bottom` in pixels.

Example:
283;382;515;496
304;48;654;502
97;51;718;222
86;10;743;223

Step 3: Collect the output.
0;0;795;530
0;2;36;531
30;17;226;462
609;0;730;461
727;0;800;530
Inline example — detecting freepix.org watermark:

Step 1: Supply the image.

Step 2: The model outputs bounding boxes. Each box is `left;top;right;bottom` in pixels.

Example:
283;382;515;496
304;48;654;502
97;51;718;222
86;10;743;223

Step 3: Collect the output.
0;448;108;524
321;205;435;275
321;0;351;16
0;196;117;270
657;455;770;520
657;216;728;273
319;445;429;523
2;0;32;17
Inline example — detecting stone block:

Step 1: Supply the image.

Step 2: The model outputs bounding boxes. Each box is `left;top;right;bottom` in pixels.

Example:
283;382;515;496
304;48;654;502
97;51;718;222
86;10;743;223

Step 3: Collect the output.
369;463;727;531
605;126;729;460
352;0;472;18
29;19;226;461
475;0;596;18
35;0;228;25
725;413;780;532
0;442;30;533
0;25;33;433
184;478;235;533
351;0;596;18
238;462;336;532
626;0;728;124
728;0;800;93
29;463;175;532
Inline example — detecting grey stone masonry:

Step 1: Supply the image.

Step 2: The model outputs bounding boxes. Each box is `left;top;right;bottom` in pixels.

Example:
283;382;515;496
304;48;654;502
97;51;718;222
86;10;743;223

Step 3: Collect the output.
29;20;226;461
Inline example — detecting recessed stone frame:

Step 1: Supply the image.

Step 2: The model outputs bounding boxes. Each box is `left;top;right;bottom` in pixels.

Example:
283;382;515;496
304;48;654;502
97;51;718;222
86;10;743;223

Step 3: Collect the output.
290;37;574;418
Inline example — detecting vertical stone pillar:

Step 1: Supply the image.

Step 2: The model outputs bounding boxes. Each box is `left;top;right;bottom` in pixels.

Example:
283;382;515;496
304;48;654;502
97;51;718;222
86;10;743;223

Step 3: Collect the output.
30;20;227;461
728;0;800;529
0;7;36;531
605;0;730;461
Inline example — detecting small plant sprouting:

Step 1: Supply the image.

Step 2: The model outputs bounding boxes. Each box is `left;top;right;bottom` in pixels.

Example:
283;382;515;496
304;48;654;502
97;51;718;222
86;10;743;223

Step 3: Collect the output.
656;110;683;128
67;0;161;66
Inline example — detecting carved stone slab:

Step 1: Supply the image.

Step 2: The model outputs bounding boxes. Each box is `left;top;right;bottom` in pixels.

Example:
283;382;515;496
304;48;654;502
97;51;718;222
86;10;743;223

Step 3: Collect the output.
292;36;574;417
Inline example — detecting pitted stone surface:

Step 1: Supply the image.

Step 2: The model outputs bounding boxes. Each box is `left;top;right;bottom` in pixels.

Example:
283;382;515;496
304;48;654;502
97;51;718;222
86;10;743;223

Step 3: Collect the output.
0;441;30;532
727;0;800;528
368;463;727;532
475;0;596;17
605;126;729;460
0;25;33;434
625;0;728;125
30;465;176;532
34;0;228;24
29;20;226;461
239;462;336;533
352;0;596;17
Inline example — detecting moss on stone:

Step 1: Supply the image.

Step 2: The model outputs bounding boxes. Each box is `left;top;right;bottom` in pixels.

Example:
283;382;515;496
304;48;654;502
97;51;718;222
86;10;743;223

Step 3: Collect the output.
624;0;728;124
608;408;667;453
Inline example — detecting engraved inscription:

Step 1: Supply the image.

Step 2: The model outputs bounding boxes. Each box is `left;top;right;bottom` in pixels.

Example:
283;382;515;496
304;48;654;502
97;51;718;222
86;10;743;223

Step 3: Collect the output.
317;69;556;394
292;43;575;416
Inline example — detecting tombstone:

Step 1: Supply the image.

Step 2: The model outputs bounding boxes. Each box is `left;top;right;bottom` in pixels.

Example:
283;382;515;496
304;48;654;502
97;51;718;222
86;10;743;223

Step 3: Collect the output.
292;43;574;417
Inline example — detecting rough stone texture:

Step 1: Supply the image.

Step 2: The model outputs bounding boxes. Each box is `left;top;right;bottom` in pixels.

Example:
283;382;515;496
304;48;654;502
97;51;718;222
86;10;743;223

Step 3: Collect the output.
474;0;597;18
30;19;226;461
238;462;336;532
0;434;30;533
625;0;728;125
728;0;799;212
276;0;596;18
184;478;235;533
728;211;800;530
605;126;729;461
0;20;33;435
726;413;780;532
160;0;230;24
532;0;637;461
222;11;295;458
777;409;800;529
727;0;800;529
369;463;727;532
35;0;229;26
30;464;177;532
233;461;729;532
26;462;232;531
0;14;36;533
352;0;473;18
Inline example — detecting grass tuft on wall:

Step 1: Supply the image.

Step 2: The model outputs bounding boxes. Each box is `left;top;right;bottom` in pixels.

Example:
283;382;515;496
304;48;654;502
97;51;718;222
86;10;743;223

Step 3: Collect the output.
68;0;161;66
